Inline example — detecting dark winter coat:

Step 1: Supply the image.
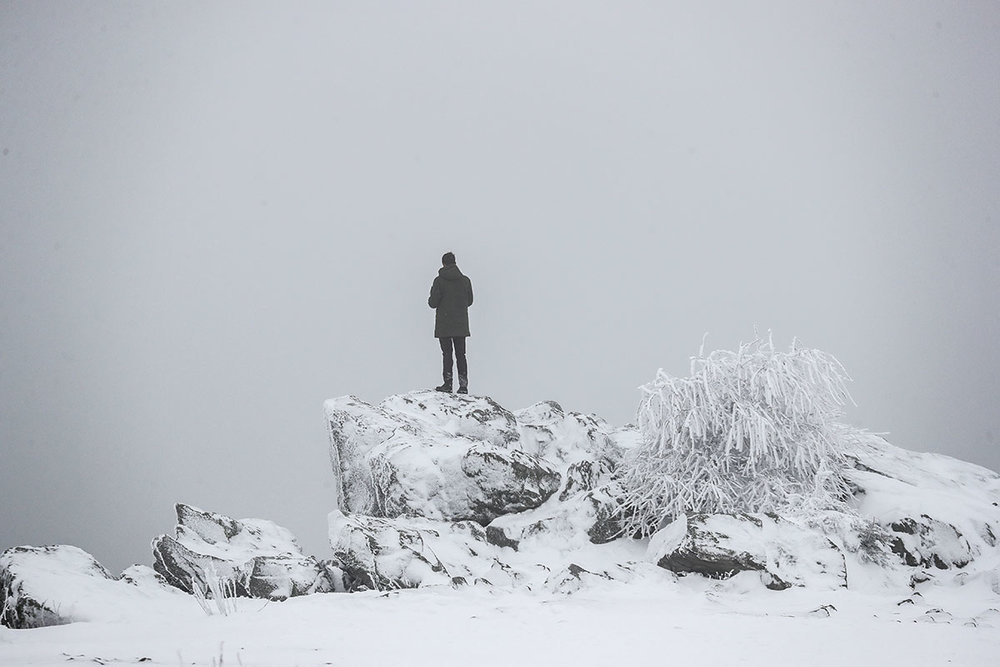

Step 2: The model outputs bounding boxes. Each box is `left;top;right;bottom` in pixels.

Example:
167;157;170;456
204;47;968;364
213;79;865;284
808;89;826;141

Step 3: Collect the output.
428;265;474;338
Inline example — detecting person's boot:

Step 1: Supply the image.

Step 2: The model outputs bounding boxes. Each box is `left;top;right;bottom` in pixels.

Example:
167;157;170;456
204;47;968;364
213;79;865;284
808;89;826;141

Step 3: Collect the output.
436;373;453;393
457;375;468;394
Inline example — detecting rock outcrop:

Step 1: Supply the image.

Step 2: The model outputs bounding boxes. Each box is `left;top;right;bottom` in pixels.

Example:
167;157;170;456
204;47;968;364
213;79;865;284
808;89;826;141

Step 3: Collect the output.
647;513;848;590
325;392;588;524
152;503;341;600
845;436;1000;572
324;391;642;589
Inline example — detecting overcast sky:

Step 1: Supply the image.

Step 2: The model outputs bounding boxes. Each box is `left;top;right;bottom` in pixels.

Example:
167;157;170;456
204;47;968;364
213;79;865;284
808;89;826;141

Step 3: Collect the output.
2;1;998;572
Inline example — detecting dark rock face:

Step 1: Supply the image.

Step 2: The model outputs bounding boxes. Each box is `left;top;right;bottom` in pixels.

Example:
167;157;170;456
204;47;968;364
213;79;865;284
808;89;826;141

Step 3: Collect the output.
887;515;972;569
484;483;626;551
485;525;521;551
649;514;847;590
657;537;764;579
560;458;618;501
0;545;113;629
152;535;244;595
654;514;766;579
461;445;561;524
152;503;341;600
584;485;627;544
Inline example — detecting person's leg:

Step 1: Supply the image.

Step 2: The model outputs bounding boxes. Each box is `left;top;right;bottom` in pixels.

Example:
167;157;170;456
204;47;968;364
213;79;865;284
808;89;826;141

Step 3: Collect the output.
454;336;468;393
437;337;454;391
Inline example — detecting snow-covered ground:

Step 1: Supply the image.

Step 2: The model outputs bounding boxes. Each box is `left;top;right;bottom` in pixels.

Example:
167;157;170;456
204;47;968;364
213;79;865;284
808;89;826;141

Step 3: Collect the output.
2;568;999;667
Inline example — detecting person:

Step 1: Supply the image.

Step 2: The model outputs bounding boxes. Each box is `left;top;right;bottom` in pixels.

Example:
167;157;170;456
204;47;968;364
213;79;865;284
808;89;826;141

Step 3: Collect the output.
428;251;474;394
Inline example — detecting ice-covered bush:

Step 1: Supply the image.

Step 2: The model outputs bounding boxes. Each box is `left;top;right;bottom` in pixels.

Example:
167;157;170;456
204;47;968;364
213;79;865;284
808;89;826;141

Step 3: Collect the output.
619;334;857;536
192;566;239;617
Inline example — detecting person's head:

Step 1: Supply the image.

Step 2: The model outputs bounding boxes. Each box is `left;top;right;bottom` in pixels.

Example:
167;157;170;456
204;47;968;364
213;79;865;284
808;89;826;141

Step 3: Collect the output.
442;252;456;266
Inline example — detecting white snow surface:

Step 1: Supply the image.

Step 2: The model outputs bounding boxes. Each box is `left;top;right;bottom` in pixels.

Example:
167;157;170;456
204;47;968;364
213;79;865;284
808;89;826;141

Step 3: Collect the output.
1;570;998;666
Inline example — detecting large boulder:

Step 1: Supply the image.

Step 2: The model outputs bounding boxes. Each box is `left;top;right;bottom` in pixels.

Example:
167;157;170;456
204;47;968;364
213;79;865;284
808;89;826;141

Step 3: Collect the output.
648;513;847;590
1;545;112;628
328;510;520;590
0;545;183;629
152;503;341;600
326;392;561;524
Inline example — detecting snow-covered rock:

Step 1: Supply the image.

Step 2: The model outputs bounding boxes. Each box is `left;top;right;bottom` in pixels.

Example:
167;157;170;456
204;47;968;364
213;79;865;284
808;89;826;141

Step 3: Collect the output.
515;401;623;466
379;392;521;447
328;509;520;590
486;483;625;550
152;503;340;600
648;513;848;590
118;564;173;589
1;545;113;628
326;392;562;523
543;563;615;595
887;515;973;569
0;545;184;629
845;435;1000;571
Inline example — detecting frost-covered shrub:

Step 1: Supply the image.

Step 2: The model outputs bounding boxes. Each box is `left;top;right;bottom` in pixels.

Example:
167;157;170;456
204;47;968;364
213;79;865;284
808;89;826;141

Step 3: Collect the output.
619;335;857;537
192;566;239;617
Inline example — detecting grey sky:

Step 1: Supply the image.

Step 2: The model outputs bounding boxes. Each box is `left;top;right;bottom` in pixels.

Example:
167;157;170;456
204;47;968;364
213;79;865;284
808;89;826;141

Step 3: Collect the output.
2;1;998;572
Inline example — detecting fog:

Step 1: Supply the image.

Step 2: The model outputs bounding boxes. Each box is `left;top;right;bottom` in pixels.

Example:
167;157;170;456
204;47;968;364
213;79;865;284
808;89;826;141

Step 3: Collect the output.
2;1;998;572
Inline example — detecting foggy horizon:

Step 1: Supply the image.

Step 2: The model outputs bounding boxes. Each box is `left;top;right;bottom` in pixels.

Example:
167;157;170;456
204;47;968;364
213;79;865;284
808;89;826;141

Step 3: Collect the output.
2;2;998;573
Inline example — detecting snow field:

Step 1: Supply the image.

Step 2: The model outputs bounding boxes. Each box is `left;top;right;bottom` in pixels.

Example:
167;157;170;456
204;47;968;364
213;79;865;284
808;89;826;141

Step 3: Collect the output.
2;573;998;667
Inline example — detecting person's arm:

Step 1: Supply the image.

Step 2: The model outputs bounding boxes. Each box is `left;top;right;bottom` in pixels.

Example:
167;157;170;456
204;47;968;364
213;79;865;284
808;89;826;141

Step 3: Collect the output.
428;278;442;308
466;278;474;307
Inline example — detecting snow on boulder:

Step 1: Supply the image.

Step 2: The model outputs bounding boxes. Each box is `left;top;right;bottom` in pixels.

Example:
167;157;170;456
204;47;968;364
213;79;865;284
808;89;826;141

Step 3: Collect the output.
152;503;340;600
515;400;633;470
379;392;520;447
326;392;561;524
328;509;520;590
543;563;615;595
459;445;561;523
368;438;561;524
487;483;626;551
0;545;185;629
325;394;419;512
648;513;847;590
118;564;173;590
887;516;973;569
845;434;1000;570
1;545;112;628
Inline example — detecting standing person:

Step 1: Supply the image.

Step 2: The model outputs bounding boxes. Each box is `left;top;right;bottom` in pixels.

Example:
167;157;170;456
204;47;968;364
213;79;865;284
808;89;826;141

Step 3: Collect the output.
428;251;474;394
